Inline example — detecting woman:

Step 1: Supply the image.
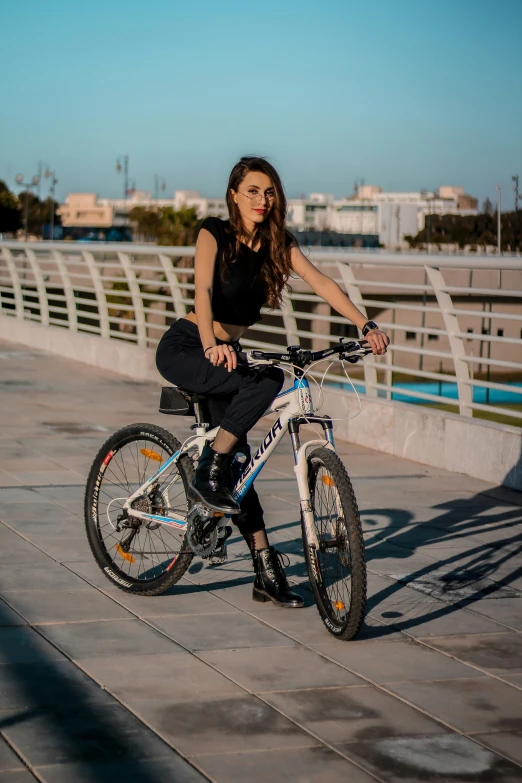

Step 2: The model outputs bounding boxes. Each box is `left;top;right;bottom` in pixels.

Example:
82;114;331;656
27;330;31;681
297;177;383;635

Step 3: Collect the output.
156;156;389;608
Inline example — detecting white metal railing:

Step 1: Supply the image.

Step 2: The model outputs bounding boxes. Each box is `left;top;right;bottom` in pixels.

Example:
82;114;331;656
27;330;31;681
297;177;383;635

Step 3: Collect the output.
1;241;521;425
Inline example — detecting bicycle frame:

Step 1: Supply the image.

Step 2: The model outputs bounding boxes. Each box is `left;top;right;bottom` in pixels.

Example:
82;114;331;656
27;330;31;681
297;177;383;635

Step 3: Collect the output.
122;374;335;536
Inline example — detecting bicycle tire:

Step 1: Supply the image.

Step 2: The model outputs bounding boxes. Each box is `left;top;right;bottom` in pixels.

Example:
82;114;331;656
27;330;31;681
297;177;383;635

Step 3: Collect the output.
84;423;194;595
302;447;366;640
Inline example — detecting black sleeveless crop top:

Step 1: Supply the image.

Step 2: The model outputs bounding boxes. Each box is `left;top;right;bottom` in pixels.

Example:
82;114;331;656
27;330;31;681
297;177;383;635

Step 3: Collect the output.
195;216;268;326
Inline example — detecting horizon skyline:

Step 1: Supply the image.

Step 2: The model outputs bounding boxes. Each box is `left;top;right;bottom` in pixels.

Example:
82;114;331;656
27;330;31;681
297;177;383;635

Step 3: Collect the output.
1;0;520;209
3;169;514;212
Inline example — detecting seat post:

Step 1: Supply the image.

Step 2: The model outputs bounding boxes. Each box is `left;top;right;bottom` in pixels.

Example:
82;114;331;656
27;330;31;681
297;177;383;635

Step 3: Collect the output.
193;401;203;425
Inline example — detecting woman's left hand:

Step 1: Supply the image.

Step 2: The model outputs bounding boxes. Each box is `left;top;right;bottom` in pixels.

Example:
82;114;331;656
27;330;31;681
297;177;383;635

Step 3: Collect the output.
365;328;389;355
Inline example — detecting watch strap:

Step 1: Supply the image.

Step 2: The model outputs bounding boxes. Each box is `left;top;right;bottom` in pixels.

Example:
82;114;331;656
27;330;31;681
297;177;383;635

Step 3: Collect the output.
362;320;379;337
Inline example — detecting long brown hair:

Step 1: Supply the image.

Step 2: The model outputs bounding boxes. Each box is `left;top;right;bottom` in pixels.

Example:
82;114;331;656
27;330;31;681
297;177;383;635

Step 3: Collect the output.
224;156;295;309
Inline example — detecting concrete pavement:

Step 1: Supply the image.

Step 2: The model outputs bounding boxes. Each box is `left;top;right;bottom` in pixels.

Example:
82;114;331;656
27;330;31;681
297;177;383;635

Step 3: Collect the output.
0;339;522;782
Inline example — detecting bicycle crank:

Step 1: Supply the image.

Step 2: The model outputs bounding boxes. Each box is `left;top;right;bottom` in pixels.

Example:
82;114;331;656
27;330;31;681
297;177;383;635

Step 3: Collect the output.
186;503;228;559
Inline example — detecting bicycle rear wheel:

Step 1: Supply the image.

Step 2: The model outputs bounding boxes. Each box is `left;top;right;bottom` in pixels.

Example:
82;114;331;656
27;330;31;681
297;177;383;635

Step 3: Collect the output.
302;447;366;640
84;423;194;594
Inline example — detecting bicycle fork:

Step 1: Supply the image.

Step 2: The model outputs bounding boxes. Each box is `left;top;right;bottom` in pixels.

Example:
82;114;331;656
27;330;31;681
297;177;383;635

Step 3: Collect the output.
291;437;334;549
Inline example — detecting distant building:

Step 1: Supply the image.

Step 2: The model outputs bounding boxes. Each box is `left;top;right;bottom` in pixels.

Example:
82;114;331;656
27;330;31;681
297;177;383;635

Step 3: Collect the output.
59;185;478;247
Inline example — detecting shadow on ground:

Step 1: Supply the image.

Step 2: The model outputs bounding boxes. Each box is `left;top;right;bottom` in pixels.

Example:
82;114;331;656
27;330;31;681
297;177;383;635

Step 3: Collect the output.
0;600;201;781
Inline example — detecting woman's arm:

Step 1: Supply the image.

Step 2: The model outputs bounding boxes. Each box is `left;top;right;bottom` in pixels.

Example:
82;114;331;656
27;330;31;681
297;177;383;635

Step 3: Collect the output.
194;228;219;351
193;229;236;370
290;246;389;355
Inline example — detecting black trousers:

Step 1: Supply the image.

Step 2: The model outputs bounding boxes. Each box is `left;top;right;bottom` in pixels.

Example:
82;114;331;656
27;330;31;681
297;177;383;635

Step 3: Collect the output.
156;318;284;534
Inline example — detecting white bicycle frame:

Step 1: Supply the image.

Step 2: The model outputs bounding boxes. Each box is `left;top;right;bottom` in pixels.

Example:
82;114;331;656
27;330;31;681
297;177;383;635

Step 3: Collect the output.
121;372;335;544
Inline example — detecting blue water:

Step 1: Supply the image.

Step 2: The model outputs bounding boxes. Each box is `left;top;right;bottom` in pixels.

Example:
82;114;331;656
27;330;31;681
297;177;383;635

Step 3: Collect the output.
330;381;522;405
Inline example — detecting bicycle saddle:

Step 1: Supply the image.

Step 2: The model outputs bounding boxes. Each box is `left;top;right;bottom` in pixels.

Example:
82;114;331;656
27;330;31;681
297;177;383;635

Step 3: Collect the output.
159;386;206;416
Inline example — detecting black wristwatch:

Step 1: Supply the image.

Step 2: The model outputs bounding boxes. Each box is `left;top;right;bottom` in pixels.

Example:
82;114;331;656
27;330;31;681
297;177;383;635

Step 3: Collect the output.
361;320;379;337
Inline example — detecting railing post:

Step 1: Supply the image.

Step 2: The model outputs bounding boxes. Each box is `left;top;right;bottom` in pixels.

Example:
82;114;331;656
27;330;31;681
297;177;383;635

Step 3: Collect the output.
159;253;186;319
25;248;49;326
281;291;299;346
117;252;147;347
51;249;77;332
425;265;473;417
1;247;24;318
337;261;378;398
82;251;110;339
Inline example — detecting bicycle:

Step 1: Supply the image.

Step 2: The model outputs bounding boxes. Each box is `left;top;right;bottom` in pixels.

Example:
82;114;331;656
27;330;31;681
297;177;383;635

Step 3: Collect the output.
84;338;372;640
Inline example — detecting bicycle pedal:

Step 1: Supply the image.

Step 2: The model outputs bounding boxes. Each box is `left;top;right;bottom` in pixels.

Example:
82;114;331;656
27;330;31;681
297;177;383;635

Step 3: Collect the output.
208;544;228;565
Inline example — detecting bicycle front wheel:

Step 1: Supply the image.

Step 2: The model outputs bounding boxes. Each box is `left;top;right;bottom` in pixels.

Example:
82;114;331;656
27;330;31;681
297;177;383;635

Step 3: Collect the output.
84;423;194;594
302;447;366;640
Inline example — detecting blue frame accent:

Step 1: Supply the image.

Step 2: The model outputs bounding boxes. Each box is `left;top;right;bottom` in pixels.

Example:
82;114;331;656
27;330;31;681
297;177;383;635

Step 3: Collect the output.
127;376;313;528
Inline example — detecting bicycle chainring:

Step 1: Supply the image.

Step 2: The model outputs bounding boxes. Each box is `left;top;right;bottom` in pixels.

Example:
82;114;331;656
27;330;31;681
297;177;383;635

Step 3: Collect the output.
186;505;219;558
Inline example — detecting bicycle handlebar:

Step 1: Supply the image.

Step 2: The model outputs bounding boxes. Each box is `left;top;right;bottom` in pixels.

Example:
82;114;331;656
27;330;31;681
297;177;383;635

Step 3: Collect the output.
238;339;373;369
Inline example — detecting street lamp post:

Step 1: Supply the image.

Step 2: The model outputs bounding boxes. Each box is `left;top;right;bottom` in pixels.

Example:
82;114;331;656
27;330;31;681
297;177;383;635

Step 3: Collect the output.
116;156;130;229
496;185;501;255
154;174;166;199
513;175;520;252
116;155;129;203
15;173;41;240
44;168;58;240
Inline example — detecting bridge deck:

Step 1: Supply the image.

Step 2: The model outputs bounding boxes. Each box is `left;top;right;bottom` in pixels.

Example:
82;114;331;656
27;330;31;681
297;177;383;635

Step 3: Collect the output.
0;340;521;783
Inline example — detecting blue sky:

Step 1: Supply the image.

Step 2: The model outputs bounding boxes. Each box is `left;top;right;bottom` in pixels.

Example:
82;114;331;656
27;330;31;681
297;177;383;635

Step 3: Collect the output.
1;0;520;207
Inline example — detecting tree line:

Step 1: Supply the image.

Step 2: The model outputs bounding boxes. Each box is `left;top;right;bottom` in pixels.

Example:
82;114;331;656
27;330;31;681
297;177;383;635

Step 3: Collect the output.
0;180;60;237
129;205;201;245
405;206;520;252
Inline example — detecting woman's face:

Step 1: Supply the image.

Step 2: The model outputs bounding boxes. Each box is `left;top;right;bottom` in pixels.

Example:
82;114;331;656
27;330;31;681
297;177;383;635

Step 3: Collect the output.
231;171;275;226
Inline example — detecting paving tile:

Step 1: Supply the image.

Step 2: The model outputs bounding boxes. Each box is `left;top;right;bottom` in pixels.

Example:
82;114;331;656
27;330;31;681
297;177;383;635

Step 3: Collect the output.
64;559;235;616
151;612;296;651
0;660;116;710
0;471;23;487
2;589;134;624
205;579;311;614
0;566;88;593
199;646;364;692
26;537;91;562
467;597;522;631
0;488;43;504
387;677;522;733
503;673;522;687
0;501;75;522
0;627;66;665
336;733;522;783
33;756;206;783
133;695;318;755
367;573;513;636
79;652;243;701
422;633;522;675
4;470;85;486
115;586;235;618
38;619;186;658
248;601;403;644
0;530;51;567
0;601;27;627
0;736;25;772
4;520;84;541
263;685;449;744
472;731;522;766
0;771;37;782
313;638;482;683
195;745;376;783
2;703;174;767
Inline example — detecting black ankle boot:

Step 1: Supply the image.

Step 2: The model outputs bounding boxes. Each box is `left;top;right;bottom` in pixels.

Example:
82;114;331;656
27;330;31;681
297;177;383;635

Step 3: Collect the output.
252;547;304;608
190;445;240;514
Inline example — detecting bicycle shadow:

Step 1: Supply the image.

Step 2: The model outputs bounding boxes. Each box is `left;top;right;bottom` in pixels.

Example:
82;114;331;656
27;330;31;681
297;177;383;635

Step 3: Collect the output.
359;445;522;638
180;446;522;637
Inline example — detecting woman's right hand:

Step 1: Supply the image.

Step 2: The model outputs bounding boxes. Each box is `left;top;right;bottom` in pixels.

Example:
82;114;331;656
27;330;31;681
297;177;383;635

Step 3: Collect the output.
205;344;237;372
